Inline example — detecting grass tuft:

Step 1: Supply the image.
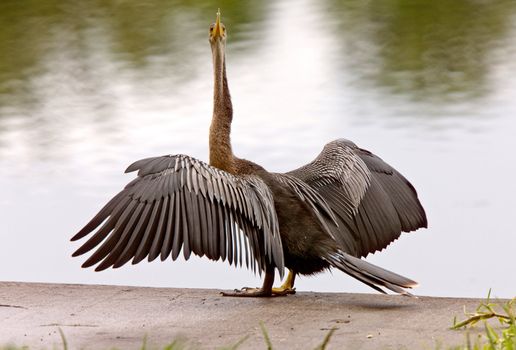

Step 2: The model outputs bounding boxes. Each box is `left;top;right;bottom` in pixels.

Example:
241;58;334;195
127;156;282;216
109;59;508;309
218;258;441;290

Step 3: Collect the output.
450;290;516;350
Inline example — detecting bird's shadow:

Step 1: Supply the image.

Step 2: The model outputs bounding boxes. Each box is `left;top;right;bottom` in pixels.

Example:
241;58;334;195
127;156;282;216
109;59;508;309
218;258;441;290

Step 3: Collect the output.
291;292;420;311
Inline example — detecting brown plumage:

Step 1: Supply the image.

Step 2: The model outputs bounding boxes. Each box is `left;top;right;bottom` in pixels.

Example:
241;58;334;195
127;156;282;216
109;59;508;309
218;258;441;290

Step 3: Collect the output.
71;10;427;297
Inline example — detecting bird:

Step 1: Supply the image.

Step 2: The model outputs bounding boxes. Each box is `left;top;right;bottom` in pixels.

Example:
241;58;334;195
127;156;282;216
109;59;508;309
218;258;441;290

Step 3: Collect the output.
71;10;427;297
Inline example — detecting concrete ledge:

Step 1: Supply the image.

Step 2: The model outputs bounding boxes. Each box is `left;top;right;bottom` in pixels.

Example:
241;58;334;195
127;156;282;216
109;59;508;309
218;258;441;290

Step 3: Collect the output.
0;282;488;349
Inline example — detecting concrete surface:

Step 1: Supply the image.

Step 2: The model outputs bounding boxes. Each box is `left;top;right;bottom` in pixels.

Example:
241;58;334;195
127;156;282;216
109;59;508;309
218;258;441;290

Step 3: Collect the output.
0;282;492;349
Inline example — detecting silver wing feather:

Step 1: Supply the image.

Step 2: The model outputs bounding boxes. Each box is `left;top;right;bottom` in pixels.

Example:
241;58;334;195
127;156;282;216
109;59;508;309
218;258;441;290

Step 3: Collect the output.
288;139;427;257
71;154;285;276
288;139;371;216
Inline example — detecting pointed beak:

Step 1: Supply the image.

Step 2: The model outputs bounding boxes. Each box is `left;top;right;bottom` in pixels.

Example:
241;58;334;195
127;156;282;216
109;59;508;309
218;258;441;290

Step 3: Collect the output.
213;9;223;38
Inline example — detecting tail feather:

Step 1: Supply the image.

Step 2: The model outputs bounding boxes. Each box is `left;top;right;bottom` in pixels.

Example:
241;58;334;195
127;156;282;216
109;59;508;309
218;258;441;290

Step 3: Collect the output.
325;251;417;296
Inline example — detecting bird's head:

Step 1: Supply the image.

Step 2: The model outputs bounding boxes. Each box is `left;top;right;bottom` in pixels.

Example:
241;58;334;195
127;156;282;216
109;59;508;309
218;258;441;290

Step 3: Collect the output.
209;9;227;50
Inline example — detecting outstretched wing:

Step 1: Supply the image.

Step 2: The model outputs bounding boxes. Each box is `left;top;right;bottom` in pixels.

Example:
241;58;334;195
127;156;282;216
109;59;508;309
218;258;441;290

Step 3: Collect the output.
287;139;427;257
71;154;284;276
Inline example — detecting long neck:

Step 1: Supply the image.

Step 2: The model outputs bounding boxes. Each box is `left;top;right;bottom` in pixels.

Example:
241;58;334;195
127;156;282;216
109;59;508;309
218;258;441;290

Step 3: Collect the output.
209;45;235;172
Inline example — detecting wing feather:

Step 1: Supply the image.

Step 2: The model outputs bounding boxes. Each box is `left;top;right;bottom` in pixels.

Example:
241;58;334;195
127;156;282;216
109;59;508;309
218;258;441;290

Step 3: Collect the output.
180;190;191;260
217;203;226;260
113;202;153;268
133;198;162;263
159;195;174;260
170;193;183;261
148;195;168;261
72;154;284;276
81;200;138;268
288;139;427;257
95;201;145;271
224;205;233;265
72;195;131;257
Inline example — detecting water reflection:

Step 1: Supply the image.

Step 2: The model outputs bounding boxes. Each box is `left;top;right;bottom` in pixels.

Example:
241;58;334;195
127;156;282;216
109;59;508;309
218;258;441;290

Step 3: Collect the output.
0;0;273;162
2;0;514;126
327;0;516;101
0;0;515;297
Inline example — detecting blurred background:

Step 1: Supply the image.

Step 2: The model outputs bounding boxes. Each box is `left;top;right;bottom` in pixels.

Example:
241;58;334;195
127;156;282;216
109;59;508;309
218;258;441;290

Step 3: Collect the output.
1;0;515;298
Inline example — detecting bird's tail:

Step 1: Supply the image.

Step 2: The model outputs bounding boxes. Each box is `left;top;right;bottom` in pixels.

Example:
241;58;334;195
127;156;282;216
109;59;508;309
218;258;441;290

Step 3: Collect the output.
324;251;418;296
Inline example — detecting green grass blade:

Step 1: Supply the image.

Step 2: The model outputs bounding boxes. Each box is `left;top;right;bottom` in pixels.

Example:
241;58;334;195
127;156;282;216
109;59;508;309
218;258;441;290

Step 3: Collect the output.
313;327;337;350
58;328;68;350
259;322;273;350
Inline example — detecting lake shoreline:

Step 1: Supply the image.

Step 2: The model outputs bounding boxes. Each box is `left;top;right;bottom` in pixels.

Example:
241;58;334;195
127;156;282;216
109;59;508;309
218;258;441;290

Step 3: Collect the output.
0;281;492;349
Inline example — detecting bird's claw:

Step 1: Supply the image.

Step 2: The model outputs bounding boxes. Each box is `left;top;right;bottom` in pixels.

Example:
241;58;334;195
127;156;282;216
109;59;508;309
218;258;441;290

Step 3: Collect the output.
221;287;271;297
221;286;294;297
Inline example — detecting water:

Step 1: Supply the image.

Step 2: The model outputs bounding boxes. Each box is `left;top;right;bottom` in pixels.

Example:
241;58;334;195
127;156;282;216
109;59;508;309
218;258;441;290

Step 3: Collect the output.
1;0;515;298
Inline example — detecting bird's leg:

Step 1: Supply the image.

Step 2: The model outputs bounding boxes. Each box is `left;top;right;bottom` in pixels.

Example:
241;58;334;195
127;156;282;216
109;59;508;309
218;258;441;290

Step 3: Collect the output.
221;266;276;297
272;269;296;295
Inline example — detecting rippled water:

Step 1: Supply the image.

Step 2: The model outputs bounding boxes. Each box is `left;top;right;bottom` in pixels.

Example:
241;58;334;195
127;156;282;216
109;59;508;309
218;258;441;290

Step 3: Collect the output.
1;0;515;298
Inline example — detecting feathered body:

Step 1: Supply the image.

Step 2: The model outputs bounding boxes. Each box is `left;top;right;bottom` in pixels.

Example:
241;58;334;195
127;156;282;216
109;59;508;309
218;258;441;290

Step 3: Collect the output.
71;11;427;296
236;159;335;276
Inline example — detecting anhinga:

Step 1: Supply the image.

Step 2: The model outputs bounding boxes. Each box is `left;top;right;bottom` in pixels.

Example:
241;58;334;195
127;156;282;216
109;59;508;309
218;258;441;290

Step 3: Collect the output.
71;10;427;297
